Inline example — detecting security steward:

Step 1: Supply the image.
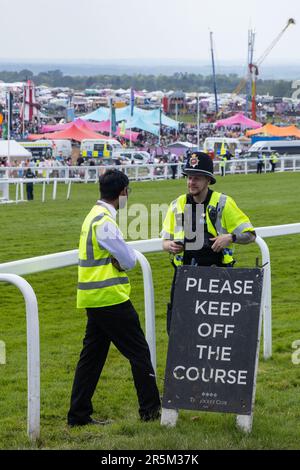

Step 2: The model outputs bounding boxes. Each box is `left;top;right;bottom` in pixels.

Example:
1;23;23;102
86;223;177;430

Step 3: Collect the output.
270;152;279;172
219;154;227;177
67;169;161;426
161;152;256;334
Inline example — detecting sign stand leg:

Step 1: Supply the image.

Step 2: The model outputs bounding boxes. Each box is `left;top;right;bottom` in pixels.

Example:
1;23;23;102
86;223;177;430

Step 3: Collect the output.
161;408;178;427
236;414;253;433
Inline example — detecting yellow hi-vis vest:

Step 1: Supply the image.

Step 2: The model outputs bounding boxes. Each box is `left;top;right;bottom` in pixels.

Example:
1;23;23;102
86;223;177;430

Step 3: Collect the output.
77;205;131;308
161;191;255;267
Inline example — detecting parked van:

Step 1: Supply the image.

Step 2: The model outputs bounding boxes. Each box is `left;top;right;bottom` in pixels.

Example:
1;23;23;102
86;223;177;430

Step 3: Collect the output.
80;139;123;159
247;140;300;156
203;138;242;157
19;140;53;160
114;149;150;164
52;140;72;159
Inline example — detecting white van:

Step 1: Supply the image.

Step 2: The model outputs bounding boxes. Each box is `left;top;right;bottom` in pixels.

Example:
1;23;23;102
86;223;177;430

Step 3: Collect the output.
114;149;150;165
52;140;72;159
19;140;54;160
80;139;123;159
247;140;300;156
203;138;242;156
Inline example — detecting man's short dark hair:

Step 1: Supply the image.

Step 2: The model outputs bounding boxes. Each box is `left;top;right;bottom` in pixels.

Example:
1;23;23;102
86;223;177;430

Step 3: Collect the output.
99;169;129;201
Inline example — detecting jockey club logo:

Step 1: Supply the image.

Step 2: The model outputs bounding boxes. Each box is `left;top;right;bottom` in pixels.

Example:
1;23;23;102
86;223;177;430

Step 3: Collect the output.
189;154;199;168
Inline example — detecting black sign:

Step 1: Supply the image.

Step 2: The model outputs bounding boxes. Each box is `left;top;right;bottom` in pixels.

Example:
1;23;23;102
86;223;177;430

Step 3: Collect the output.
162;266;263;415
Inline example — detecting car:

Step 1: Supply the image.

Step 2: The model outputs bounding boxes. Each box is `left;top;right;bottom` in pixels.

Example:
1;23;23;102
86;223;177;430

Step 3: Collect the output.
114;150;151;165
248;140;300;156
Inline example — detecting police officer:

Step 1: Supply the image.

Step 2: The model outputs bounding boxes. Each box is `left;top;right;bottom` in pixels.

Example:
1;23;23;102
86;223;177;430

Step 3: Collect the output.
270;152;279;172
67;169;161;426
219;154;227;177
256;152;263;174
161;152;256;334
24;167;35;201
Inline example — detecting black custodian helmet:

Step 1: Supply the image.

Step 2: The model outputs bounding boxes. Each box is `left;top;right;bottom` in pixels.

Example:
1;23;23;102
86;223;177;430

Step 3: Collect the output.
182;151;216;184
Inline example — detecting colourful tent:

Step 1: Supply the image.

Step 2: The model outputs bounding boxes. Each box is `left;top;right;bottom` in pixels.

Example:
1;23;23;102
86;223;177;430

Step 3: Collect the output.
81;105;179;131
246;123;300;138
28;121;107;142
41;118;139;142
215;113;262;129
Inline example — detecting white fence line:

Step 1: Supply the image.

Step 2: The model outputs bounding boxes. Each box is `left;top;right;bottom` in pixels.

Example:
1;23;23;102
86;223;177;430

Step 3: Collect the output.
0;274;40;442
1;224;299;356
0;235;271;360
0;178;81;203
1;155;300;185
1;223;300;441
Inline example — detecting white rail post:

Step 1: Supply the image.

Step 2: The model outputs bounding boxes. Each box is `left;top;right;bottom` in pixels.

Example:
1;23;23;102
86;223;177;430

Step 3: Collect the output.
42;181;46;203
15;182;19;203
66;181;72;200
0;274;40;442
255;236;272;359
20;182;25;202
134;250;157;371
52;180;57;200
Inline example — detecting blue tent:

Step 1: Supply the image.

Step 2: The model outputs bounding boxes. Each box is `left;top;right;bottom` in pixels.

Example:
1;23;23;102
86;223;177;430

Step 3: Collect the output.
82;107;110;122
125;115;159;136
81;105;179;131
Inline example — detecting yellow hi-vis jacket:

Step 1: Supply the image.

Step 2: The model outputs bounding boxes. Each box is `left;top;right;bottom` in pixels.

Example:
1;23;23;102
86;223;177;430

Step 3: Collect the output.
161;191;255;266
270;153;279;164
77;205;131;308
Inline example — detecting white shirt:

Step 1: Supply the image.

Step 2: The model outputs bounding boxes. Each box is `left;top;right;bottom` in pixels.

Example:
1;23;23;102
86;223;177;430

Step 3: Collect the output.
95;200;137;271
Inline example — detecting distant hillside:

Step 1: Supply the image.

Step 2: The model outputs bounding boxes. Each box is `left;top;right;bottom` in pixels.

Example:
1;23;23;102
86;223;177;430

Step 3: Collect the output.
0;59;300;80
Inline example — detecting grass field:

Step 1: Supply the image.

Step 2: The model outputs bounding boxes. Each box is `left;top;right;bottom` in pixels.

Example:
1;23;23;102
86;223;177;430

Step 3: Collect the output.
0;172;300;450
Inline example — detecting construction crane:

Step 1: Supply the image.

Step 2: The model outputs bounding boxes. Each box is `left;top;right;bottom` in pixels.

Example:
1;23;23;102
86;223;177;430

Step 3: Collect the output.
210;31;219;114
233;18;296;120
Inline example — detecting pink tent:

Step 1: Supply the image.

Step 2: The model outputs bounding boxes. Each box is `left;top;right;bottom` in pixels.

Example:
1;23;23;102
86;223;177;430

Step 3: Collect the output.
215;113;262;129
41;118;87;133
28;121;107;142
41;119;139;142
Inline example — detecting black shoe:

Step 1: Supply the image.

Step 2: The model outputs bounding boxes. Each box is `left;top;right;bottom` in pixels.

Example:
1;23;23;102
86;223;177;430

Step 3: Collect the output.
68;418;112;427
140;407;161;422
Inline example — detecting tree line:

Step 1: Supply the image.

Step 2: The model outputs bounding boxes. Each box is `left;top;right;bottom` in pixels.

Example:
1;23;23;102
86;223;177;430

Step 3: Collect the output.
0;69;293;97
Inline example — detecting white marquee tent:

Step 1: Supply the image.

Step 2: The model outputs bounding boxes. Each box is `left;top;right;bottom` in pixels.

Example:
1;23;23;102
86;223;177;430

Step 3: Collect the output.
0;140;32;159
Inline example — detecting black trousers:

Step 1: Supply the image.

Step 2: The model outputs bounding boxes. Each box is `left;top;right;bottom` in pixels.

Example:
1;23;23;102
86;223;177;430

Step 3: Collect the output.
26;183;34;200
67;300;160;424
257;163;263;174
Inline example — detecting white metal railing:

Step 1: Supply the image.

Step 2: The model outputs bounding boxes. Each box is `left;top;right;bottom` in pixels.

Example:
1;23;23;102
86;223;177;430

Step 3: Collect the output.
1;224;300;439
0;156;300;185
0;178;80;203
0;274;40;442
1;224;300;357
0;163;183;183
0;248;157;442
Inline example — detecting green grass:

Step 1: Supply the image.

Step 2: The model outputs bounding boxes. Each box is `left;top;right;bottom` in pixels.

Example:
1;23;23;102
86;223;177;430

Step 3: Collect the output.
0;172;300;449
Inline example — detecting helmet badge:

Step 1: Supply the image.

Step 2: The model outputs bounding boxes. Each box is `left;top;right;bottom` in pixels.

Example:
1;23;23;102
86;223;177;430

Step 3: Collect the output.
189;154;199;168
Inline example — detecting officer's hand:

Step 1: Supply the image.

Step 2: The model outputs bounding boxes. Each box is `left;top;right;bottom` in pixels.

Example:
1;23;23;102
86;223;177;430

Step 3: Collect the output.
164;240;184;255
210;234;233;253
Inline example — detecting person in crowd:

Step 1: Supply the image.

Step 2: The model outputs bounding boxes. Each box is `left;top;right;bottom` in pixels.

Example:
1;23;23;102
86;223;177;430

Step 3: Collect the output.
170;153;178;179
67;169;161;426
24;167;36;201
270;152;279;172
161;152;256;334
256;152;264;174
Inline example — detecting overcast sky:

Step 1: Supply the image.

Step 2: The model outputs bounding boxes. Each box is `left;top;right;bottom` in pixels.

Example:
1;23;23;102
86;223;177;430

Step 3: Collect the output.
1;0;299;64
